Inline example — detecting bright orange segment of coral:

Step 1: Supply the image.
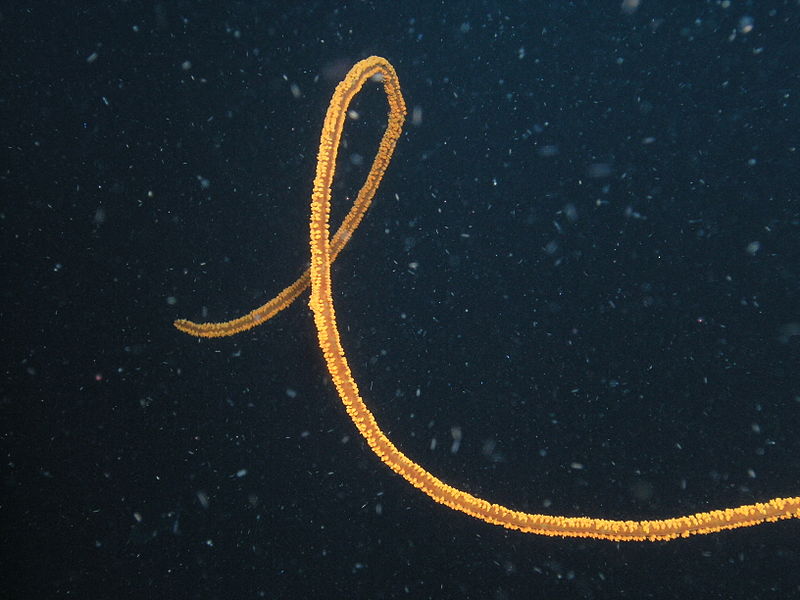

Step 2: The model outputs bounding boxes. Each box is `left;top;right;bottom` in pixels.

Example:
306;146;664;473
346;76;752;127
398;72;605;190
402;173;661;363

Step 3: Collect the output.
176;56;800;541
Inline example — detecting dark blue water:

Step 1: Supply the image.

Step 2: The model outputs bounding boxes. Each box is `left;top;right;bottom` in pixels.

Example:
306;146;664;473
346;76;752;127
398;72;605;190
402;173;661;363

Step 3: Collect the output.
3;2;799;598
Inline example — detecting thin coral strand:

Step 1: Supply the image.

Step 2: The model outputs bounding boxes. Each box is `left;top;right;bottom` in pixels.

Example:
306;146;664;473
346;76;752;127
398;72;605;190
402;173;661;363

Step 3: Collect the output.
177;56;800;540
